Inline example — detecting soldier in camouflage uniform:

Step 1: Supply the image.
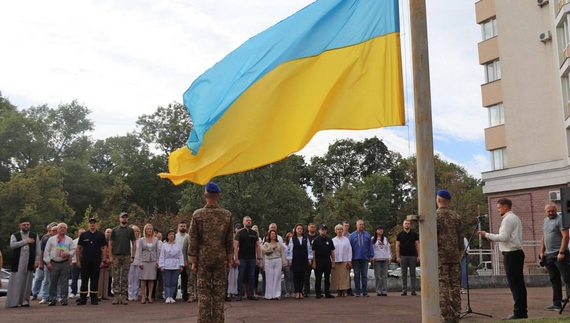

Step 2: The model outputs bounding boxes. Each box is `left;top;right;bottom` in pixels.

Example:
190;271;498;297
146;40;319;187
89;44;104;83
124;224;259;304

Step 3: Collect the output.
189;182;234;323
436;190;463;323
183;234;198;301
109;212;136;305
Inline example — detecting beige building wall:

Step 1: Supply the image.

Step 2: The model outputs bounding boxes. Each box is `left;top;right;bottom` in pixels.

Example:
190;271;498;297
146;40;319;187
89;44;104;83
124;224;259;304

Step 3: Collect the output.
493;0;565;167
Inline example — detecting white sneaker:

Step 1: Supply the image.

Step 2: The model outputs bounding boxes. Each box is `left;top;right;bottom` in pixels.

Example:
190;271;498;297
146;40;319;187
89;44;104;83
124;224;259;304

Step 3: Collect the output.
57;298;62;302
39;299;48;304
171;298;176;303
69;294;76;299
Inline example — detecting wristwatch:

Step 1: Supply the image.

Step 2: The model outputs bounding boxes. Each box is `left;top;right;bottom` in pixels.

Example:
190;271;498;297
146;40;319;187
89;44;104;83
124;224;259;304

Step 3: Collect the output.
559;251;565;255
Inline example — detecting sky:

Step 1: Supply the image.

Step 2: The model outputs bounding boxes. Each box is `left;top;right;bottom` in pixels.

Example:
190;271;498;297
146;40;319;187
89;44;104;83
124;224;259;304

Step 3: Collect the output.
0;0;487;178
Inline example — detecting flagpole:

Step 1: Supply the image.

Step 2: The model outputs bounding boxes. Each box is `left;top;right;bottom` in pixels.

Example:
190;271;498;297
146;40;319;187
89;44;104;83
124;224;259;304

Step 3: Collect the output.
409;0;440;322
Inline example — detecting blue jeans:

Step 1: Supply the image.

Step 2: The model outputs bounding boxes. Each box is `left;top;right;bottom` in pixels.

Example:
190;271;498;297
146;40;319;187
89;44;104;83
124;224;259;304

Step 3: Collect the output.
163;269;180;300
461;257;468;288
70;263;81;294
32;267;44;297
352;259;369;295
237;258;256;298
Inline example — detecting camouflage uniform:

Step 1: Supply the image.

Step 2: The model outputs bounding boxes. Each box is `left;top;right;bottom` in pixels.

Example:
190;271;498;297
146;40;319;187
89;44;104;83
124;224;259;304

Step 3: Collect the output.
111;255;131;298
436;206;464;323
189;204;234;323
183;235;198;300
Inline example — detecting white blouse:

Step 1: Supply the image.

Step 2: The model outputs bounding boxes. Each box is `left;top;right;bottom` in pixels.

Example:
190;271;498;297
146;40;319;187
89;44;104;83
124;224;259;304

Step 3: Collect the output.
332;236;352;263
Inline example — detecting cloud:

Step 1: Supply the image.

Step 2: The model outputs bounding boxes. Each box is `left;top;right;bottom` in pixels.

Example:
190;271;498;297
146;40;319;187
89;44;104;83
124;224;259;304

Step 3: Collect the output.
0;0;488;177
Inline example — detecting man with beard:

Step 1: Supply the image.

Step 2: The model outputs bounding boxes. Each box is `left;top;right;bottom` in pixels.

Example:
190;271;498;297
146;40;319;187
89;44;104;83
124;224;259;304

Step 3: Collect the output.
478;198;527;320
175;221;190;301
234;216;260;301
109;212;136;305
6;218;41;308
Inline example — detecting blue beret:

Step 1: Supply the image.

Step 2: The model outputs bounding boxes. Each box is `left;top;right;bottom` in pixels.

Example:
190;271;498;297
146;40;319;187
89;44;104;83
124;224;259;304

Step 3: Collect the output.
437;189;452;200
205;182;221;194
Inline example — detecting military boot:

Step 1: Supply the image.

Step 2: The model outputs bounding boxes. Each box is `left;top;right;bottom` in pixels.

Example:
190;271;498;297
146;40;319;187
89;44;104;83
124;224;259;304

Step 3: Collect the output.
90;292;99;305
77;293;87;306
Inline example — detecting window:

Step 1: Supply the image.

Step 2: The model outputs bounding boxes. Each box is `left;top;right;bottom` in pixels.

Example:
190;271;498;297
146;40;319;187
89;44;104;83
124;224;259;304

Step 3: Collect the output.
561;16;570;51
491;148;507;170
481;18;498;41
488;103;504;127
485;60;501;83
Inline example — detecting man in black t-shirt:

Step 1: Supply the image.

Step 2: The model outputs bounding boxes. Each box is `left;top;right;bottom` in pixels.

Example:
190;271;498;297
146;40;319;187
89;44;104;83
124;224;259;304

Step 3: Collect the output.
311;225;335;299
396;220;420;296
76;218;108;305
303;223;318;296
233;216;260;301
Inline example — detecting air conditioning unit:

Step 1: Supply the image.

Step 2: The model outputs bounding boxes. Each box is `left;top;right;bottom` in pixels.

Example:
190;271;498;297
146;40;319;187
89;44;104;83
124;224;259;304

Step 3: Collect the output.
540;31;552;43
549;190;561;201
537;0;549;7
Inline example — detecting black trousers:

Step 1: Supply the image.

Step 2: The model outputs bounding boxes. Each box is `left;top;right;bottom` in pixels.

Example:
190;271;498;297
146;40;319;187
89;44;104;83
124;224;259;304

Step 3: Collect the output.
546;250;570;307
503;250;527;318
80;261;101;299
314;258;331;296
293;271;305;294
303;266;314;294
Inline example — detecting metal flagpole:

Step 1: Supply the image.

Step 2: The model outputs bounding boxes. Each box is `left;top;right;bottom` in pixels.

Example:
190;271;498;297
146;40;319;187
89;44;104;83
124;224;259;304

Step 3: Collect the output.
409;0;440;322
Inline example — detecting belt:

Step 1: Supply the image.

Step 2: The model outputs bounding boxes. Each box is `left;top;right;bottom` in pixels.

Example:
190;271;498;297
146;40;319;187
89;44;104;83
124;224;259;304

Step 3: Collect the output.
502;249;523;255
52;259;69;263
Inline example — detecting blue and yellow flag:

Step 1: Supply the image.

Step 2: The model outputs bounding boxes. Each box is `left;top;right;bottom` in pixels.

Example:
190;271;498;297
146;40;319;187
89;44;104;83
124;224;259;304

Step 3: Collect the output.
160;0;404;185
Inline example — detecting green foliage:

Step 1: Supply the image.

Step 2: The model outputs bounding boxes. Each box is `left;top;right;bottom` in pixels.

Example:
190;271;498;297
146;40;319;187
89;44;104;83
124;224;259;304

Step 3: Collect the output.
136;102;193;155
0;93;488;264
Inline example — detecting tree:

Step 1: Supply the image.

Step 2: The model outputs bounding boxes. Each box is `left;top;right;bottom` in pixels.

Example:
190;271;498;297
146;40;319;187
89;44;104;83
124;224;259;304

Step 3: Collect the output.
179;155;313;236
0;163;75;263
136;102;193;156
398;155;487;241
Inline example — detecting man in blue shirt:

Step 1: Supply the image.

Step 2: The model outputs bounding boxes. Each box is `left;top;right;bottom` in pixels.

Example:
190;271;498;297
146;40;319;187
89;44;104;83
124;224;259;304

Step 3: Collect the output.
349;220;374;297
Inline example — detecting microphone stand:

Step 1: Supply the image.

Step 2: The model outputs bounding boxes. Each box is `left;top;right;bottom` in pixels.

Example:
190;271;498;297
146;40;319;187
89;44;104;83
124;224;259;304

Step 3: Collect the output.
460;216;492;319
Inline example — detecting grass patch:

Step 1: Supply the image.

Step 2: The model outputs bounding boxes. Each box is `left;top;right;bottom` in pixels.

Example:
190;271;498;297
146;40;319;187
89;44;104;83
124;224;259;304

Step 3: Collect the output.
491;318;569;323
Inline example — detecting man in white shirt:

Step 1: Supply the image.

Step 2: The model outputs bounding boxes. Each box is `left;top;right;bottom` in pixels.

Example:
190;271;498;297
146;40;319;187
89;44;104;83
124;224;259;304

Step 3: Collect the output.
175;221;190;301
44;223;75;306
478;198;527;320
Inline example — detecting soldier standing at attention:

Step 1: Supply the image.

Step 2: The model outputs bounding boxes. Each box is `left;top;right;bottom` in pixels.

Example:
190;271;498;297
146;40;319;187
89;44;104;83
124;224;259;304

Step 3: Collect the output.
109;212;136;305
436;190;463;323
190;182;234;323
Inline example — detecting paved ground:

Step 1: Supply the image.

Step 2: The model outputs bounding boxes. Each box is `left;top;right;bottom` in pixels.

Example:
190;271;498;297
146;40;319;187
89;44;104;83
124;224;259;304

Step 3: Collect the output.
1;287;569;323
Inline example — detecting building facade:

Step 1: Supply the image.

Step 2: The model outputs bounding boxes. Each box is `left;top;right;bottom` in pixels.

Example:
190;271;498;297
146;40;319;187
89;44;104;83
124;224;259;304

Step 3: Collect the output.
475;0;570;268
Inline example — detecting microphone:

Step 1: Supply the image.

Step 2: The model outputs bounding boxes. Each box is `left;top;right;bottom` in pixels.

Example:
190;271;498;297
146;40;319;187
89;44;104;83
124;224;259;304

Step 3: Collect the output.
477;214;488;219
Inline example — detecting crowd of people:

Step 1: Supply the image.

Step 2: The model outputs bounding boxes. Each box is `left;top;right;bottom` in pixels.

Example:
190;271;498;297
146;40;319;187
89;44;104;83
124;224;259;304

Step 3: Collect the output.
3;214;421;309
4;183;570;323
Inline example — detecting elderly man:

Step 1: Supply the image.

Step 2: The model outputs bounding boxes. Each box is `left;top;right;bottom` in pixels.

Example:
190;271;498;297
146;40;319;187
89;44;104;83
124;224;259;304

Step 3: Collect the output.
349;220;374;297
6;218;41;308
44;223;75;306
540;202;570;312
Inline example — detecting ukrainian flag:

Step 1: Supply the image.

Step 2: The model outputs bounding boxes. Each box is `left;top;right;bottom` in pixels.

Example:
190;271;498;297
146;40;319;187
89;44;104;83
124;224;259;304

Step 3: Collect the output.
160;0;404;185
